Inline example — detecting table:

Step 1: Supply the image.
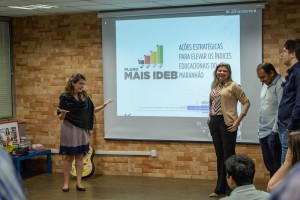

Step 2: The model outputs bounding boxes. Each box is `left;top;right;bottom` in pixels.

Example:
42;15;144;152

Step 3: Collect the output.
12;149;52;174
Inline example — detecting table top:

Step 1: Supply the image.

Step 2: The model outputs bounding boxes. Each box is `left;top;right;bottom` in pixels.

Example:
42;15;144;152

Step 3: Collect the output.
12;149;51;160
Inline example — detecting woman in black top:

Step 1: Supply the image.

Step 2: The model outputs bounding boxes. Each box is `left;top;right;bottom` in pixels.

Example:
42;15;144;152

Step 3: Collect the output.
57;73;112;192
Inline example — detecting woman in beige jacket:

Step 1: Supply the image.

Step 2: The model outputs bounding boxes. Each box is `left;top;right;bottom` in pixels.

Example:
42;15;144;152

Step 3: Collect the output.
207;62;250;197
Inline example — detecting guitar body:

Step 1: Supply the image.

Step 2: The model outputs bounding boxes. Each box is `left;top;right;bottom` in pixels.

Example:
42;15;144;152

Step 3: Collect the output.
70;145;95;178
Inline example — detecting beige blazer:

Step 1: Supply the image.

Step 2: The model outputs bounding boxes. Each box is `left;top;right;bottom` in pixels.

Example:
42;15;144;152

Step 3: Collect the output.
210;81;250;126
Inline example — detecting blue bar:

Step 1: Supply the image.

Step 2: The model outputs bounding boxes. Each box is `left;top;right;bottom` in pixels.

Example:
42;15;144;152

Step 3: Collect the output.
187;106;209;110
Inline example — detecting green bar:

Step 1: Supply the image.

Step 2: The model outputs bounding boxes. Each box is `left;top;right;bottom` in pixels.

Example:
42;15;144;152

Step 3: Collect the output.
157;45;163;64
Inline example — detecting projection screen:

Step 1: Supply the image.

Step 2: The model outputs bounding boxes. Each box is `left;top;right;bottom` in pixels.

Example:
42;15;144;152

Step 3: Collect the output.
99;3;264;143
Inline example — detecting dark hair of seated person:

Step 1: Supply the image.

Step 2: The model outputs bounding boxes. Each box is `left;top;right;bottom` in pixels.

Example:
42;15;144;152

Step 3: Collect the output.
225;155;255;186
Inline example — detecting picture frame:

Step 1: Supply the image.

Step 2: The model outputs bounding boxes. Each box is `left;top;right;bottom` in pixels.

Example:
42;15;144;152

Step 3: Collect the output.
0;120;20;147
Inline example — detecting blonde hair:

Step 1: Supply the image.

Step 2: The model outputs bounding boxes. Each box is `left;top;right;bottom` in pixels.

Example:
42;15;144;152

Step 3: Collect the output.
211;62;233;89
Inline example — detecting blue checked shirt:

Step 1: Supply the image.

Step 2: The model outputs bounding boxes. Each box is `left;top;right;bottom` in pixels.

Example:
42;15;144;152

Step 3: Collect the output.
258;74;285;139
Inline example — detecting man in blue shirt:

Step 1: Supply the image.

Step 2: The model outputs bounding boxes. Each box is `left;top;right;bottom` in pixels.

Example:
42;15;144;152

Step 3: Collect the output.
257;62;285;177
278;39;300;163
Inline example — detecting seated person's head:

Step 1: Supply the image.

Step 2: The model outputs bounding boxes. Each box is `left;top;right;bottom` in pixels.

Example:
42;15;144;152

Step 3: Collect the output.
288;131;300;165
225;155;255;189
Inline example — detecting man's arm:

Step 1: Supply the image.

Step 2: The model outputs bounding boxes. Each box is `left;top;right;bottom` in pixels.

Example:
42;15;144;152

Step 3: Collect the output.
267;148;293;192
272;78;285;133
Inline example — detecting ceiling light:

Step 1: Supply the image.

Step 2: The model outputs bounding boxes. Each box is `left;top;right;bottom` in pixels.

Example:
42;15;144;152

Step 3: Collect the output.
8;4;58;10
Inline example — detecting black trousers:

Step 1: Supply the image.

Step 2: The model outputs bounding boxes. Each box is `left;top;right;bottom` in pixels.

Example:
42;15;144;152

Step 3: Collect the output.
208;115;237;195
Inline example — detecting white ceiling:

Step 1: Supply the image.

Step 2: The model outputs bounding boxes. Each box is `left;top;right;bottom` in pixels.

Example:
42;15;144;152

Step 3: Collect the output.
0;0;264;18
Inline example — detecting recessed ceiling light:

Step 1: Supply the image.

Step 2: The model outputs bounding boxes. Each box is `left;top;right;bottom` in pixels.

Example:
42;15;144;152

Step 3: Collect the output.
8;4;58;10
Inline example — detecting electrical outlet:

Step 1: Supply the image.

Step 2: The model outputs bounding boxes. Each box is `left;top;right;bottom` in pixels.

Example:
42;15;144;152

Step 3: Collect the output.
150;150;157;157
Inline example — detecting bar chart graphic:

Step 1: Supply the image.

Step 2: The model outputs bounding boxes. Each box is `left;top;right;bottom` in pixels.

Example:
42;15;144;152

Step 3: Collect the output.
138;45;163;68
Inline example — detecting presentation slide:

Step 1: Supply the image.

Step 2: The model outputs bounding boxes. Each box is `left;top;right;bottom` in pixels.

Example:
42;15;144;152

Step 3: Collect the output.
116;15;240;118
101;5;263;143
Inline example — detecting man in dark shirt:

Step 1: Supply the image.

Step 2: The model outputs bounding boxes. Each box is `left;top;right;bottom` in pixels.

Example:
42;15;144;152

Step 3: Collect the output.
278;39;300;163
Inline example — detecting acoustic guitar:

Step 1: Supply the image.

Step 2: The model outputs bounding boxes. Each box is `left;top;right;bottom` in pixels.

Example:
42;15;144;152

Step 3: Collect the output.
70;145;95;178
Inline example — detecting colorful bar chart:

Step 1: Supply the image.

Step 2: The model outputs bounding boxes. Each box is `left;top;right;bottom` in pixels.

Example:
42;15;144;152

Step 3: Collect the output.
139;45;163;68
